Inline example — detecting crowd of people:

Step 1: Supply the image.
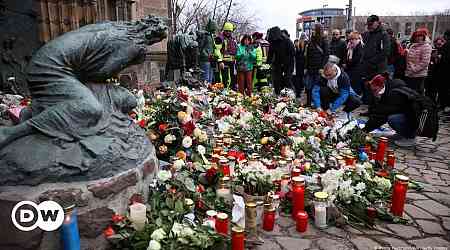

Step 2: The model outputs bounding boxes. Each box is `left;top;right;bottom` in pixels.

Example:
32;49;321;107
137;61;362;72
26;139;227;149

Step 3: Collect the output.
193;15;449;148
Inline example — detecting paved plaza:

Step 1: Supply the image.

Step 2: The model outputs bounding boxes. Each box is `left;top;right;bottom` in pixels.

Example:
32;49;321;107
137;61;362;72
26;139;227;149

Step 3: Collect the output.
254;110;450;250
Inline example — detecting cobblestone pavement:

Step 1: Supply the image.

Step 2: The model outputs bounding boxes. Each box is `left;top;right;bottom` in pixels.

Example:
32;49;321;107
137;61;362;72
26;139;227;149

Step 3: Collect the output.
253;110;450;250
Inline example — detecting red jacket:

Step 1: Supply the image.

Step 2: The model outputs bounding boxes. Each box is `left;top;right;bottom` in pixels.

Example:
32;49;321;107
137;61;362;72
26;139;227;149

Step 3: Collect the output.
405;42;432;78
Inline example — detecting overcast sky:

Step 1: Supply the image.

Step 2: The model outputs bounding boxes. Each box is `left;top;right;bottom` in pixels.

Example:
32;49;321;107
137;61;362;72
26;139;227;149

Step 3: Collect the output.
244;0;450;37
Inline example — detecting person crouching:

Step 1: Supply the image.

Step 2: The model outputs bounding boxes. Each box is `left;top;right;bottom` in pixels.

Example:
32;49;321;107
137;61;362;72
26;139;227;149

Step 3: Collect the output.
363;73;417;147
312;62;361;118
236;34;256;96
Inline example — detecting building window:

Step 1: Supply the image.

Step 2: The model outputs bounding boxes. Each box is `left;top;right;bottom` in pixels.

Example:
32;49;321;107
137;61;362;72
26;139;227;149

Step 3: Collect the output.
405;22;412;36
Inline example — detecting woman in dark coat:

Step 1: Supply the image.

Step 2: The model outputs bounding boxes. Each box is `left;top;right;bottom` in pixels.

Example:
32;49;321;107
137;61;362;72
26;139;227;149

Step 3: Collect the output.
345;31;364;95
294;37;306;98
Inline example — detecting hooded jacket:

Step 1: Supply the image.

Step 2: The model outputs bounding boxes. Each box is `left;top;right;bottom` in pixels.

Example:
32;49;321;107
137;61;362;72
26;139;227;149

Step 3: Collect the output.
361;26;391;80
197;20;217;63
364;78;416;132
266;26;295;73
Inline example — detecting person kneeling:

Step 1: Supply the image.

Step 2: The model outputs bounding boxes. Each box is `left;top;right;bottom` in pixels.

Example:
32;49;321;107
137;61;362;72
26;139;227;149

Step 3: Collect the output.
363;74;417;147
312;63;361;118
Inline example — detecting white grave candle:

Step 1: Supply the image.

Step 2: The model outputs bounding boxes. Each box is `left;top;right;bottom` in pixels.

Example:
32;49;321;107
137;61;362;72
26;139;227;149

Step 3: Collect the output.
129;203;147;230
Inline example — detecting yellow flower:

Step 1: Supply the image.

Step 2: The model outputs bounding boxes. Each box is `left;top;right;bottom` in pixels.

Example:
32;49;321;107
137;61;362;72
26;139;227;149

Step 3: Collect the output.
178;111;188;123
260;137;269;145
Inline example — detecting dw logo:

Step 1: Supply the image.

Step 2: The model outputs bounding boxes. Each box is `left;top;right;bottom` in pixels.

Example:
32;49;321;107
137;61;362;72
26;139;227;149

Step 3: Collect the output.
11;201;64;231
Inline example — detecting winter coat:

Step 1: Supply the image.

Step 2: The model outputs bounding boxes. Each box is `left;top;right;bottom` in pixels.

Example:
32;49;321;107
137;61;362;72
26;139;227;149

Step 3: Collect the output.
346;42;364;86
295;46;305;75
305;39;329;73
329;38;347;64
361;26;391;80
363;78;416;132
216;33;237;63
267;26;295;74
236;44;256;72
311;71;353;112
405;42;432;78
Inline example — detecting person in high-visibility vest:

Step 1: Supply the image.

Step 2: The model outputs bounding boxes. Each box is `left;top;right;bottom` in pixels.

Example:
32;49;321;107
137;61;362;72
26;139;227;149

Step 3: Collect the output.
215;22;238;89
251;32;270;91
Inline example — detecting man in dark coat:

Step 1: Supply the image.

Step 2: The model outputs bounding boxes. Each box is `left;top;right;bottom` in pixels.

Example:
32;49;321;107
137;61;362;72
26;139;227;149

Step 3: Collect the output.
329;29;347;66
360;15;391;110
363;73;417;147
267;26;295;95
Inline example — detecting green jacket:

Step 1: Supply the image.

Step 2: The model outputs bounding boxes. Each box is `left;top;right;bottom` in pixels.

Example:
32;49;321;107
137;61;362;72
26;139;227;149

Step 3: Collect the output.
198;20;217;63
235;44;256;71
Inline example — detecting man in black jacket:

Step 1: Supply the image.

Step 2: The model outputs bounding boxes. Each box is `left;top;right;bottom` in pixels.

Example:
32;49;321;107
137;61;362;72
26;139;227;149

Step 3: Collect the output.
329;29;347;66
361;15;391;107
363;74;417;147
267;26;295;95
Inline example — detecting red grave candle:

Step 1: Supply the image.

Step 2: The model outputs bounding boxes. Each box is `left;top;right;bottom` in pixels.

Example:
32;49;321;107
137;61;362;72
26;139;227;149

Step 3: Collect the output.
367;207;377;224
296;211;308;232
262;205;276;231
386;154;395;169
390;175;409;216
291;168;301;178
376;137;388;162
219;159;230;177
231;226;245;250
215;213;229;235
291;177;305;219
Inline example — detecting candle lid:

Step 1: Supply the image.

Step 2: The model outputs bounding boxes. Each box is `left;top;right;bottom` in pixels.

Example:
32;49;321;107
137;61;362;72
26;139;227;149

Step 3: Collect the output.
314;192;329;200
216;212;228;220
246;202;257;208
395;174;409;182
380;137;388;142
221;176;231;182
296;211;308;219
206;210;217;217
232;226;245;233
292;176;305;184
219;158;229;164
281;174;290;180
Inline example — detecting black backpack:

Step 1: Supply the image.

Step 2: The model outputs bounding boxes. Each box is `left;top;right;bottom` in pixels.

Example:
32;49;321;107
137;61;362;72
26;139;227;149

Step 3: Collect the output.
393;87;439;141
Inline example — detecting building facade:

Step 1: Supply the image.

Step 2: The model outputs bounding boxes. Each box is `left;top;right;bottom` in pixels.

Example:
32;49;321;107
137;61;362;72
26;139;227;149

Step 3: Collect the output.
296;8;346;38
0;0;168;94
296;7;450;42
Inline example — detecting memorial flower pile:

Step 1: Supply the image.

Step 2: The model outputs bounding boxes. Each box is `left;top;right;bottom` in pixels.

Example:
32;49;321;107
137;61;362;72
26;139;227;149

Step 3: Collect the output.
107;85;423;249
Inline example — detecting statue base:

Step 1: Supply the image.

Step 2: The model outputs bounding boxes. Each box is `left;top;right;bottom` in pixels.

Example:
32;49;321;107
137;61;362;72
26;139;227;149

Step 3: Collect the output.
0;153;158;250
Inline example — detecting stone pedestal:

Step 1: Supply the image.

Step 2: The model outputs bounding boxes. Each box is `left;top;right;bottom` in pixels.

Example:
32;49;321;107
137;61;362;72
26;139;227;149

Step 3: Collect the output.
0;156;158;250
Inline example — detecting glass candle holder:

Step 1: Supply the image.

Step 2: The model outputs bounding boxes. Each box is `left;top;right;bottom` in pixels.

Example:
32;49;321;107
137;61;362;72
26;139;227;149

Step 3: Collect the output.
245;202;257;237
205;210;217;228
367;207;377;225
61;204;80;250
280;174;290;194
296;211;308;233
291;168;301;178
390;175;409;217
219;159;230;176
376;137;388;162
215;213;229;235
129;203;147;231
386;154;395;169
291;176;305;219
314;192;328;229
262;205;276;231
231;226;245;250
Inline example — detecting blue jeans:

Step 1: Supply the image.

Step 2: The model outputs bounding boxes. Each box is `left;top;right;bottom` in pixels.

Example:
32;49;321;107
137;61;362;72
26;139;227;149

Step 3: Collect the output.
200;62;213;83
304;72;321;90
387;114;416;139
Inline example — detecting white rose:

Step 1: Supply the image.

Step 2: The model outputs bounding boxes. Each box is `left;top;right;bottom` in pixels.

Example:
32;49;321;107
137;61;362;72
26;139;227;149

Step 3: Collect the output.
157;170;172;182
182;136;193;148
193;128;202;138
181;226;195;237
147;240;161;250
151;228;166;241
197;145;206;155
164;134;176;144
171;222;183;236
173;159;185;170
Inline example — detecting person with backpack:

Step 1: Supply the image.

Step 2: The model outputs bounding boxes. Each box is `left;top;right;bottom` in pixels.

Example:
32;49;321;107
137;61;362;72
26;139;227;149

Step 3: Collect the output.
404;29;432;95
345;31;364;96
305;24;329;106
363;73;439;147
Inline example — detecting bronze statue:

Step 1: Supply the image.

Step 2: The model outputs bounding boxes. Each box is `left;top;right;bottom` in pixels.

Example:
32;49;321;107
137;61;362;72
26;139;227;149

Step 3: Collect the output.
0;16;167;185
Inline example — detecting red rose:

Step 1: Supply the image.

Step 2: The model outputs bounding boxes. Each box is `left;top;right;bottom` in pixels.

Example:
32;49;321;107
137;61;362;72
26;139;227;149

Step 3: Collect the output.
158;123;169;133
192;109;203;120
181;120;196;136
112;214;125;223
138;119;147;128
103;226;115;237
196;184;205;193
